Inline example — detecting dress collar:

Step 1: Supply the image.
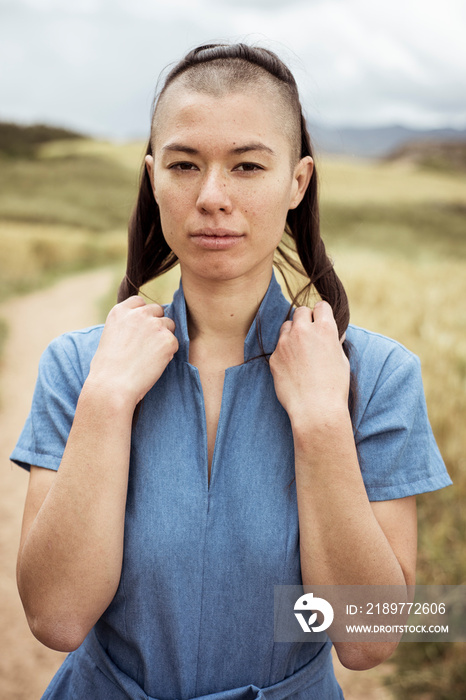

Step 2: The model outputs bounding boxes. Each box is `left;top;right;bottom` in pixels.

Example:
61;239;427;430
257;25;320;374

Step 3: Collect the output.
165;271;292;363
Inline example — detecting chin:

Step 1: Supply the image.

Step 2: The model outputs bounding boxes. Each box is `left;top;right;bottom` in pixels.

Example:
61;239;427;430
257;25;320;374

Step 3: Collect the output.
197;268;244;283
179;252;274;286
181;259;246;282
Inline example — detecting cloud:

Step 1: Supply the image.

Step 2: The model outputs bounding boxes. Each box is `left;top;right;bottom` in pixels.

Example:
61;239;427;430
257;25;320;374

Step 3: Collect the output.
1;0;465;136
225;0;466;127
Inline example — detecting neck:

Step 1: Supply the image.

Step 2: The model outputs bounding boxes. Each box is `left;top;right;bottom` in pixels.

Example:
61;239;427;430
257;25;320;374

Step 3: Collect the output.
181;268;273;348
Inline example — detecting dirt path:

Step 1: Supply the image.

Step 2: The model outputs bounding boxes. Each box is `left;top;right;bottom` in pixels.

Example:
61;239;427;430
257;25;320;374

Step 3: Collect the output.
0;267;393;699
0;267;115;699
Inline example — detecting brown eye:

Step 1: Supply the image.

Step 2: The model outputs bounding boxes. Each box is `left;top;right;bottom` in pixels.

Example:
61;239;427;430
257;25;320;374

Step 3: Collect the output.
169;162;198;171
234;163;263;172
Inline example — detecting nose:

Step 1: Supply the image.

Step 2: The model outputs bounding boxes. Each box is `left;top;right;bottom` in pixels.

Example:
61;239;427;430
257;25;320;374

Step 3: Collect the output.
196;168;232;215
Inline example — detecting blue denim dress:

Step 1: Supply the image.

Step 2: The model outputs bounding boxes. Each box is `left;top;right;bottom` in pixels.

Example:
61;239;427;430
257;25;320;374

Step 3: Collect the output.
11;273;451;699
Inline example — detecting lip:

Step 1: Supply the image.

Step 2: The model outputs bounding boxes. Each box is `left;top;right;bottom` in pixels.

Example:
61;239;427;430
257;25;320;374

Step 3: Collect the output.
191;228;244;238
190;228;245;250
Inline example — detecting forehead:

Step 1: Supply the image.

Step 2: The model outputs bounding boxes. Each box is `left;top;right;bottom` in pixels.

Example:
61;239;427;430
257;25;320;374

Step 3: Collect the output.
152;86;290;154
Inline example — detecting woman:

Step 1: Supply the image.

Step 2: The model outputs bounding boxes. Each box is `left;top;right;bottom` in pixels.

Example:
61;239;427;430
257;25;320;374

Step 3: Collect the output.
12;43;451;699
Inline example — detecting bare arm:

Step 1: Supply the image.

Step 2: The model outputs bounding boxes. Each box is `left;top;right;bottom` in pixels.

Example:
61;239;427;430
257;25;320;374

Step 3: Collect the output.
270;303;417;670
16;296;178;652
292;415;417;669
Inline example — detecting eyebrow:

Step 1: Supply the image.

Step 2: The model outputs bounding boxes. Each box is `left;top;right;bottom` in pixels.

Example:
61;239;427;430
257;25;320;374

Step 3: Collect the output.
162;142;276;157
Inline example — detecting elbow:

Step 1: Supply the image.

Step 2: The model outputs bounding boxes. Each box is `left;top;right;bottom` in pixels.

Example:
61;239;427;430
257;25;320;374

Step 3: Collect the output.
17;573;103;652
335;641;398;671
18;583;89;651
28;614;88;652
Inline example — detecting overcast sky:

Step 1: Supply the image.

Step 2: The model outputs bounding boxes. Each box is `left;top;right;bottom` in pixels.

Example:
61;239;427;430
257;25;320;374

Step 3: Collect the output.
1;0;465;139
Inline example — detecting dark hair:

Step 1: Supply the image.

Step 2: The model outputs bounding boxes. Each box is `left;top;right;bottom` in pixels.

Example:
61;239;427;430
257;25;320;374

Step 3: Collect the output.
119;43;355;414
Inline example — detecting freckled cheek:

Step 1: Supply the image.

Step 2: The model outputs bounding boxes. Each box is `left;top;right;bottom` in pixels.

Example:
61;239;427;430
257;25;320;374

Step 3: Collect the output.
239;189;272;219
244;192;289;225
157;190;192;231
157;206;182;245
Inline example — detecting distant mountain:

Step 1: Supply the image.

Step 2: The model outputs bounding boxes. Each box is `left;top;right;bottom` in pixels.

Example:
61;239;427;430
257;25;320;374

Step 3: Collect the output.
307;123;466;158
384;139;466;172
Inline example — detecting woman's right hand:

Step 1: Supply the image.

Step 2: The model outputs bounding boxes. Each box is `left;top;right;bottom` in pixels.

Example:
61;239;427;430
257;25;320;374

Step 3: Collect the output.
88;296;179;406
17;296;178;652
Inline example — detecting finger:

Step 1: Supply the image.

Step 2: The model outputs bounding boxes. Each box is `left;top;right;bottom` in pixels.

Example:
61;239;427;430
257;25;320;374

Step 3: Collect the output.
279;320;293;335
291;306;313;325
123;295;146;309
145;303;165;318
158;317;176;333
312;300;336;326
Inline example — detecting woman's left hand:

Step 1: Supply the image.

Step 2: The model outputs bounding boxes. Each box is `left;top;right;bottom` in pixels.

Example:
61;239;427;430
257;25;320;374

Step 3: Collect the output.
269;301;350;424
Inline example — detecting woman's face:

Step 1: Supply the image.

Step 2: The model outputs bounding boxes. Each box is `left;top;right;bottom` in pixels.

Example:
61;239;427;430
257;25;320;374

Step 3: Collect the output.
146;84;313;286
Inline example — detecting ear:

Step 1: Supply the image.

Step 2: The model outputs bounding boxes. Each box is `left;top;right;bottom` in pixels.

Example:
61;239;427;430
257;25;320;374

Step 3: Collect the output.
145;155;157;201
289;156;314;210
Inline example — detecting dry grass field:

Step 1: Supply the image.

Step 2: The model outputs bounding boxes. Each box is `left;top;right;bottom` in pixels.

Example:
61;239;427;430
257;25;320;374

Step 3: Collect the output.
0;134;464;698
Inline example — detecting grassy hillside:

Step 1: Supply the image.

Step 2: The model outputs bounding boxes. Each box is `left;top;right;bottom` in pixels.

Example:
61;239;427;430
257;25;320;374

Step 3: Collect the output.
318;155;466;261
384;139;466;173
0;121;85;159
0;138;147;299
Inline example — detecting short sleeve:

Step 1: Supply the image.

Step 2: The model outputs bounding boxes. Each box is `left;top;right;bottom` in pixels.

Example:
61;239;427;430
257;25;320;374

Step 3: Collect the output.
348;327;452;501
10;328;100;471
